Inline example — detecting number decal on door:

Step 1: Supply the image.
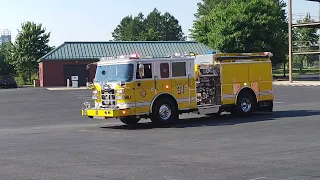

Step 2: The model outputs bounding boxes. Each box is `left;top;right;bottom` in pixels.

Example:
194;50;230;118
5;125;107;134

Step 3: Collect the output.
177;85;184;94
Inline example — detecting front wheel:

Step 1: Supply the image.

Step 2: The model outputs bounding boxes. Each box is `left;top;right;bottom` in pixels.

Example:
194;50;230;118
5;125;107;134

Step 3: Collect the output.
151;98;178;124
120;117;140;125
231;92;255;116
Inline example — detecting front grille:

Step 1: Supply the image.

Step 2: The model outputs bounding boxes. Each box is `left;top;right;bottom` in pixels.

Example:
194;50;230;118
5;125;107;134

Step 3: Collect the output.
101;89;116;108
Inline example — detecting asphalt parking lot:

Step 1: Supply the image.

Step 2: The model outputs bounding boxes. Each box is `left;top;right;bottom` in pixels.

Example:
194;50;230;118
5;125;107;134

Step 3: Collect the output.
1;86;320;180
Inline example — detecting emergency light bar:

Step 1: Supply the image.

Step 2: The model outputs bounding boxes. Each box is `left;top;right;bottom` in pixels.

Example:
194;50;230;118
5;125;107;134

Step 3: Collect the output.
216;52;273;61
206;51;217;54
99;52;197;61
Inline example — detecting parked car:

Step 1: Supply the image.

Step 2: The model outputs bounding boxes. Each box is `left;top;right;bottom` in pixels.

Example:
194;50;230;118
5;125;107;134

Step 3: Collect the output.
0;75;18;88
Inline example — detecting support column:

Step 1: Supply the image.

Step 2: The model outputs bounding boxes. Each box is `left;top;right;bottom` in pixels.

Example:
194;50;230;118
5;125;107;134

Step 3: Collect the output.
288;0;293;83
319;2;320;80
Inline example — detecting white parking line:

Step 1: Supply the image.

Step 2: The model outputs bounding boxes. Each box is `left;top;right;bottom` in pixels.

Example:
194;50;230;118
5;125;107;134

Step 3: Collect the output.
249;177;276;180
274;102;284;104
249;177;269;180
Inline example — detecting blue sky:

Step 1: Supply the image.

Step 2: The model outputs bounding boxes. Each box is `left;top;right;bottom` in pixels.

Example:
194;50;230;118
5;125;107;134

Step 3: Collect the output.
0;0;319;47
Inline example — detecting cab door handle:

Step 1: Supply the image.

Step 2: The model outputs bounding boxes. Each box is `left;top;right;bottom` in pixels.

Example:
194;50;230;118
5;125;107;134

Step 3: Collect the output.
154;76;158;90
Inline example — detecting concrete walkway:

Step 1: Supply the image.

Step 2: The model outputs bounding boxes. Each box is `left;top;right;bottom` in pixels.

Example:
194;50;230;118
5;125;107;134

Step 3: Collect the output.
273;81;320;86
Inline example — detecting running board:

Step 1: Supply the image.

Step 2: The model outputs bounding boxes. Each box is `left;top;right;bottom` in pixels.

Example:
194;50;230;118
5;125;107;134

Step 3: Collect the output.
197;105;221;115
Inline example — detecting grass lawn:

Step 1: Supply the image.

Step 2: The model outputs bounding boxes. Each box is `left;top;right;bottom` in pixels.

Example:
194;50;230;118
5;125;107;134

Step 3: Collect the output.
273;68;320;77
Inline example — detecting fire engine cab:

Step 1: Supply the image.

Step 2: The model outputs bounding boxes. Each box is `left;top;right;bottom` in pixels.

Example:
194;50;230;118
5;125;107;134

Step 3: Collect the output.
82;52;274;125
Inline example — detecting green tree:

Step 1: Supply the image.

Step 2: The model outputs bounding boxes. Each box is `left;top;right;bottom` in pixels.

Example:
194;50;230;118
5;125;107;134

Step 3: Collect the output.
190;0;288;67
194;0;228;19
112;13;144;41
292;13;319;72
6;21;54;83
112;8;186;41
0;45;15;75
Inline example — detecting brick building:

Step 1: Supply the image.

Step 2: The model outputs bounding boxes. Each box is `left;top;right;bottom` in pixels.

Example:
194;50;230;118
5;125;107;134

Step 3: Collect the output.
38;41;213;87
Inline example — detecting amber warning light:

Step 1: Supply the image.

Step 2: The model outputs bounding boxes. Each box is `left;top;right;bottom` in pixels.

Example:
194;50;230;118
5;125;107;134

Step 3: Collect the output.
129;53;140;59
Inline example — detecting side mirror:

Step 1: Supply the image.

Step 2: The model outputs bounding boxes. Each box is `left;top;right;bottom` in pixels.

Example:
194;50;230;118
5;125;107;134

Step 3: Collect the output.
138;63;144;78
86;82;94;89
86;64;90;70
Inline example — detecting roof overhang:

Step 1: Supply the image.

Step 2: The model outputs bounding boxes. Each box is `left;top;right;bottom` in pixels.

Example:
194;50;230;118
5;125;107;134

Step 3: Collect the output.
38;58;100;63
37;41;214;62
305;0;320;2
293;22;320;28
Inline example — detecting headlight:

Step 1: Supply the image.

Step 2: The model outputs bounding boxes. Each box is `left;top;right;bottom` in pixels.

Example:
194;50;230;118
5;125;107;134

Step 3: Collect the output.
83;102;91;109
116;89;125;94
92;95;98;100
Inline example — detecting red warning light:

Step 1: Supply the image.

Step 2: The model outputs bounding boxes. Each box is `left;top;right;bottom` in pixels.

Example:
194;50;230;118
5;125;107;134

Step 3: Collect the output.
129;53;140;59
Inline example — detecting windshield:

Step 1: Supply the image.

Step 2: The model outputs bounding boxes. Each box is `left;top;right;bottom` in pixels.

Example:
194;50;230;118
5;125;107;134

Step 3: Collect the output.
94;64;134;83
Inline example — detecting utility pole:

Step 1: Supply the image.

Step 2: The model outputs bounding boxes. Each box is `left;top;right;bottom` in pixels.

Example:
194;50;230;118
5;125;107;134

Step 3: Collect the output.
288;0;293;83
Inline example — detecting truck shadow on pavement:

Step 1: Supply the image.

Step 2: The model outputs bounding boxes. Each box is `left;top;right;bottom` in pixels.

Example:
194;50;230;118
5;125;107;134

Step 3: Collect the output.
101;110;320;130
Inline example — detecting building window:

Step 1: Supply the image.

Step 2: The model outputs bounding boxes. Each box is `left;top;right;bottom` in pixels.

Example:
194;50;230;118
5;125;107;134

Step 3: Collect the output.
172;62;186;77
136;63;152;79
160;63;169;78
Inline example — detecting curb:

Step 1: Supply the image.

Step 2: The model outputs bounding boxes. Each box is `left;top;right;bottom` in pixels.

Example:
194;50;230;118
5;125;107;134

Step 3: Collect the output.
46;87;89;91
273;84;320;86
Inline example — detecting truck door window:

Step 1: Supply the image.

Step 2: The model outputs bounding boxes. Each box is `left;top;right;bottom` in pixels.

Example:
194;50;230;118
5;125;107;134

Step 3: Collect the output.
172;62;186;77
136;63;152;79
160;63;169;78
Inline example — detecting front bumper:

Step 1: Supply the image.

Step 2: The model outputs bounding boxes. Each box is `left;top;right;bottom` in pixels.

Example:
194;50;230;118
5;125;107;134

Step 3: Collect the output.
81;108;133;118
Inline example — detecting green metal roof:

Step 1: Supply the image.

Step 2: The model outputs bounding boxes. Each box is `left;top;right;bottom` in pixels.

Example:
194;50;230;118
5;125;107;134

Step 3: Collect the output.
39;41;214;62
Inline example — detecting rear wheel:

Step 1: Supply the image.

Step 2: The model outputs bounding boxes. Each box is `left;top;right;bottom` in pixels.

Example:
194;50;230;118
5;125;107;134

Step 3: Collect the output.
151;98;178;124
259;100;273;112
266;101;273;112
231;91;255;116
120;117;140;125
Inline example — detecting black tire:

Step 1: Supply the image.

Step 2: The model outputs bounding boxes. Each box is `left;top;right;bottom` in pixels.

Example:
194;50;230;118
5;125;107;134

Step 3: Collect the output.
231;91;255;116
151;97;178;124
266;101;273;112
119;117;140;125
262;100;273;112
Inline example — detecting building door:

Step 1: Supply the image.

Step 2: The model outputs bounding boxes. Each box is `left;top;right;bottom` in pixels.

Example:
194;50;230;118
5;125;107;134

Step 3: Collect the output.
63;64;89;86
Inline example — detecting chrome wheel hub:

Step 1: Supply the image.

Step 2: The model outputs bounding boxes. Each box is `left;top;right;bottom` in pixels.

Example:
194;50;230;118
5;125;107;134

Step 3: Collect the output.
241;98;252;112
159;104;171;120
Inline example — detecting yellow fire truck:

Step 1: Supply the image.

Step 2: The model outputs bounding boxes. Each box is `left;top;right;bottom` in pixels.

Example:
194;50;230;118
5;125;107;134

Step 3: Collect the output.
82;52;274;125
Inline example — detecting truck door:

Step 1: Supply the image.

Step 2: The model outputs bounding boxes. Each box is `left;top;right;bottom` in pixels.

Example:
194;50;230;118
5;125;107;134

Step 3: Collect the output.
187;60;197;109
171;61;190;110
154;61;172;95
134;62;155;114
